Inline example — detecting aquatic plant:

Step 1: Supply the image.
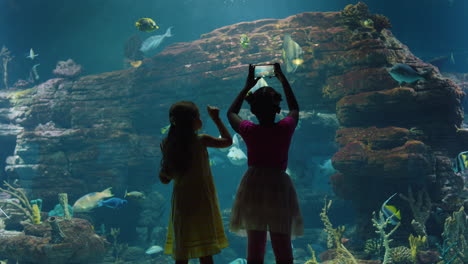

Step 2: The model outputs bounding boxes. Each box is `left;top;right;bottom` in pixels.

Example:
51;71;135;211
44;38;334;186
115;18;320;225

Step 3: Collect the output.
0;45;13;89
31;204;41;224
364;238;384;259
110;227;128;263
304;244;320;264
400;188;431;237
58;193;71;220
389;246;412;264
439;206;468;264
320;198;358;264
371;209;401;264
0;181;35;223
408;234;426;264
436;238;459;264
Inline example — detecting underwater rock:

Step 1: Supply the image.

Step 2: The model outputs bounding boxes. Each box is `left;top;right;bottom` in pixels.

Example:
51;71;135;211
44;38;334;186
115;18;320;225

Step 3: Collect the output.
53;59;82;79
0;7;464;247
0;217;108;263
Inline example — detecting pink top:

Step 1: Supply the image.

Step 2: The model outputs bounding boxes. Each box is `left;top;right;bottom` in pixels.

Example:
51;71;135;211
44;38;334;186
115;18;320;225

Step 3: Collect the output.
238;116;297;170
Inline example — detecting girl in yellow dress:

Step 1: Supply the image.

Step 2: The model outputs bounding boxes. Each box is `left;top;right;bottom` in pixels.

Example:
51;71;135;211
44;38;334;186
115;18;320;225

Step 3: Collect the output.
159;101;232;264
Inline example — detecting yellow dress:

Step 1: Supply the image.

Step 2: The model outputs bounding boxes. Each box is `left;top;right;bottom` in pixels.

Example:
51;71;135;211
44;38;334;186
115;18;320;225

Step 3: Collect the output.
164;135;228;260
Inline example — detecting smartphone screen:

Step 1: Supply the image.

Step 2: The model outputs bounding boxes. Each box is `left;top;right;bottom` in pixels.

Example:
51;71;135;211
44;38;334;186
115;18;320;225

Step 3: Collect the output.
254;65;275;78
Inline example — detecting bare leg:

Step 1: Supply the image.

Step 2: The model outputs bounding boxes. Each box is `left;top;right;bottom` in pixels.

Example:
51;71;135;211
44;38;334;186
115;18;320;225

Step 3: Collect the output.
247;230;267;264
200;255;214;264
270;232;293;264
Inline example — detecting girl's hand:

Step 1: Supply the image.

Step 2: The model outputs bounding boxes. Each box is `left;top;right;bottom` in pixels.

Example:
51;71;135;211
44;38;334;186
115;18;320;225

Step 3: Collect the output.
207;106;220;120
245;64;260;89
274;63;284;77
159;170;171;184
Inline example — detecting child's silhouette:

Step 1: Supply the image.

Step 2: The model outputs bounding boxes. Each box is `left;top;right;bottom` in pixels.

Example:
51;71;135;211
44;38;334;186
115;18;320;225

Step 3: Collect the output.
160;101;232;264
227;64;304;264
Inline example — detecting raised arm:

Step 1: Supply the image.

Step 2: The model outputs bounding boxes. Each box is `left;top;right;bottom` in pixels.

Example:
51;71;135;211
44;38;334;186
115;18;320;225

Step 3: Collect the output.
274;63;299;123
227;64;259;133
200;106;233;148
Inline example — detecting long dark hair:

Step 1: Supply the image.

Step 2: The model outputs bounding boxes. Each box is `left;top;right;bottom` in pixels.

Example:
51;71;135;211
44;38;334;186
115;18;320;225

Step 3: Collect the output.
160;101;199;176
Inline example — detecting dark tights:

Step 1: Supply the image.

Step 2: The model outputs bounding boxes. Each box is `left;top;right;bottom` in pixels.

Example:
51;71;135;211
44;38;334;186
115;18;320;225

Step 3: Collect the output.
247;230;293;264
176;255;213;264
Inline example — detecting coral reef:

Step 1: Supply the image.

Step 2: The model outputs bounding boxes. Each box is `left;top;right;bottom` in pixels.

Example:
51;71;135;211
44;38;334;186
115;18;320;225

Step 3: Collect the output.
339;2;391;32
408;234;426;264
371;209;401;264
389;246;412;264
0;181;36;224
0;6;463;250
439;206;468;264
58;193;71;220
305;244;320;264
399;188;431;237
0;218;108;263
320;198;358;264
364;238;383;259
52;59;82;79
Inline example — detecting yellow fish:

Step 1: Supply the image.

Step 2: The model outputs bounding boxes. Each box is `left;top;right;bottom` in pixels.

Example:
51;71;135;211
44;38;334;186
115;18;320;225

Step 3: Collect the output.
161;124;171;134
130;60;143;68
360;18;374;29
291;58;304;66
135;18;159;32
124;190;146;199
239;34;250;49
380;193;401;225
72;187;113;213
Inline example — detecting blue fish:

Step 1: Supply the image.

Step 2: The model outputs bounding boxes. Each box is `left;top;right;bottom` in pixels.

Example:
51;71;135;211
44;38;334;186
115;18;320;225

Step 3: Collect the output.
228;258;247;264
454;151;468;173
98;198;127;209
388;63;431;85
140;27;173;53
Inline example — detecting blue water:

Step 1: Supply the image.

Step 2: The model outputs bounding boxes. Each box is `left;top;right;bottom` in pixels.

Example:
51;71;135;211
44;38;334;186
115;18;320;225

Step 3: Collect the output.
0;0;467;263
1;0;467;79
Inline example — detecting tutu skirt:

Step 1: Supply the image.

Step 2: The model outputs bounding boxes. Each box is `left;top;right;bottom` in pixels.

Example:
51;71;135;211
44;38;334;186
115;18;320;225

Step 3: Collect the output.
230;167;304;237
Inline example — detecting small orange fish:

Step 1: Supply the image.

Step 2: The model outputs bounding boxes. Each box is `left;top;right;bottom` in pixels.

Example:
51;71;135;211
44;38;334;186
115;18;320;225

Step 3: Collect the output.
341;237;350;244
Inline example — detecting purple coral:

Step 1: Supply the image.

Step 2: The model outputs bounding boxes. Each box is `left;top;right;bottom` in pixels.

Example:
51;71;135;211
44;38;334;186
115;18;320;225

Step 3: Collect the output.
52;59;82;79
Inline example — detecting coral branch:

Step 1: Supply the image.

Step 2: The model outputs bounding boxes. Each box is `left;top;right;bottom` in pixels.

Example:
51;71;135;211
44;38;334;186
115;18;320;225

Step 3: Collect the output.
372;210;401;264
320;198;358;264
400;187;431;237
0;46;13;89
0;181;34;222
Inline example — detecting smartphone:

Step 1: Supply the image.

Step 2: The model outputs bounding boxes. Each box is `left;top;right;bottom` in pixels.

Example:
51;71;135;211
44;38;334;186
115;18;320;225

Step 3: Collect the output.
254;64;275;78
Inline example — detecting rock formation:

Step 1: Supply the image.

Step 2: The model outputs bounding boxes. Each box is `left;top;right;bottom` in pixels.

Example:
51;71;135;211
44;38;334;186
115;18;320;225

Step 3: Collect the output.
0;3;465;244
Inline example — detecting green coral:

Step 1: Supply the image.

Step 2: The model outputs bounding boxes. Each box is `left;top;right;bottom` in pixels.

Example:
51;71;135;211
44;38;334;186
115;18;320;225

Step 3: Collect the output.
320;198;358;264
339;2;391;32
371;210;401;264
370;14;392;32
400;188;431;237
389;246;412;264
408;234;426;264
305;244;320;264
439;206;468;264
364;238;383;259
